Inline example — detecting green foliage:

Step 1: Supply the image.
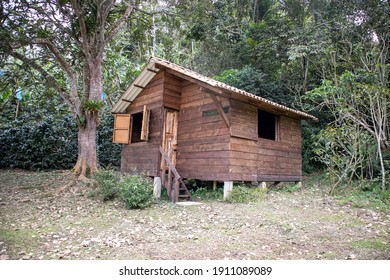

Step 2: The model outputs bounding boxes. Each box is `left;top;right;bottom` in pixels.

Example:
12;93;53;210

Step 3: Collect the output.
336;186;390;211
117;174;154;209
93;168;120;201
226;185;267;203
82;99;104;112
214;66;290;105
306;70;389;191
282;183;302;193
0;113;78;170
93;168;155;209
190;187;223;201
0;106;121;170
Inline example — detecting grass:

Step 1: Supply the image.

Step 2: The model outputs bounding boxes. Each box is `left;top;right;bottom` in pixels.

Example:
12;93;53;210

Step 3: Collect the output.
1;169;389;260
336;191;390;211
300;172;390;212
0;228;40;256
190;187;223;201
352;239;390;251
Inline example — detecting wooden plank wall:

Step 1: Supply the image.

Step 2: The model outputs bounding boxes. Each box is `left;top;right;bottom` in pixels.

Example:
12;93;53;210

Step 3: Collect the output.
163;72;182;110
176;81;231;181
257;116;302;181
120;72;164;176
229;98;302;182
229;99;258;181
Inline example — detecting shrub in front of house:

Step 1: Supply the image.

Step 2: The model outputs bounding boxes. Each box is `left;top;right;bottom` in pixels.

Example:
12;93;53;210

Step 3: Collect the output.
226;185;267;203
117;174;154;209
93;168;120;201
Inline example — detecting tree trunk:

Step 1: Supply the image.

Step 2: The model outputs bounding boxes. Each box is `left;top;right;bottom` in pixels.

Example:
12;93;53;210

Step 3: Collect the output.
73;112;99;179
73;57;103;179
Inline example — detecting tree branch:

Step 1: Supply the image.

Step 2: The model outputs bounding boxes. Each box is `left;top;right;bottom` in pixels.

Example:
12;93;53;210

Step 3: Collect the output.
8;49;80;116
70;0;91;60
32;39;76;82
104;3;135;48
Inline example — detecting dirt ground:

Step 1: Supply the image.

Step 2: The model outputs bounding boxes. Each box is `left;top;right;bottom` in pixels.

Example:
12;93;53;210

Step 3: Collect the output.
0;169;389;260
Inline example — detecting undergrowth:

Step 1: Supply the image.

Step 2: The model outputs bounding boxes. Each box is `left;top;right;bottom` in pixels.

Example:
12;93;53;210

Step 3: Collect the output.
303;173;390;211
93;168;154;209
226;184;267;203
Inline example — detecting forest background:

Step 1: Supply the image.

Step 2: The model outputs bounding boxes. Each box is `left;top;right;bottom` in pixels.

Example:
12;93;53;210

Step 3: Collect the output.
0;0;389;196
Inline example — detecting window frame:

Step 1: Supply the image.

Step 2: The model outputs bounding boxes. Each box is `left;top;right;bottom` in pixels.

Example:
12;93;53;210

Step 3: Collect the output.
129;105;150;144
257;108;279;141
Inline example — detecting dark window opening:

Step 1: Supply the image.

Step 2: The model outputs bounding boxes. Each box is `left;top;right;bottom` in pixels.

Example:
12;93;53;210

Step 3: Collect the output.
258;109;277;140
131;112;143;143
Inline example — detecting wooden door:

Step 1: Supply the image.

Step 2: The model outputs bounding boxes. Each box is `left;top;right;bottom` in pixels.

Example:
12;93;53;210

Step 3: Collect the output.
161;109;179;167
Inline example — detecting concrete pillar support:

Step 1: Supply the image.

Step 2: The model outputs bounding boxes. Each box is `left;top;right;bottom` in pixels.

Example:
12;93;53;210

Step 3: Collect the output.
223;181;233;200
153;177;162;199
259;182;267;189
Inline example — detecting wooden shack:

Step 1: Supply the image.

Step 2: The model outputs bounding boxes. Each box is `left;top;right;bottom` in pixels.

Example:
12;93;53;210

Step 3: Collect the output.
111;57;317;202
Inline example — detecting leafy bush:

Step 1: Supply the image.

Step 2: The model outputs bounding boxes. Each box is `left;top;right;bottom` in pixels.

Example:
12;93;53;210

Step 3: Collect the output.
0;105;121;170
0;113;78;170
117;174;154;209
282;183;302;193
190;187;223;201
93;168;120;201
226;185;266;203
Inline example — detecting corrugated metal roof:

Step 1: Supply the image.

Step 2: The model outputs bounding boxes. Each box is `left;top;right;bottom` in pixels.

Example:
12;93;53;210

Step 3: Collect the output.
111;61;159;113
111;57;318;121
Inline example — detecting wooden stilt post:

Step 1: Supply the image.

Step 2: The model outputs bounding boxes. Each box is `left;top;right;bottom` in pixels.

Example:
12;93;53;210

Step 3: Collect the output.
223;181;233;200
167;169;172;200
174;180;180;203
213;181;217;191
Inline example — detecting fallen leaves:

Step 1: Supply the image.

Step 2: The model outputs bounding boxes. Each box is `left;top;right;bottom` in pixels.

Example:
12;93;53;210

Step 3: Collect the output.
0;170;389;260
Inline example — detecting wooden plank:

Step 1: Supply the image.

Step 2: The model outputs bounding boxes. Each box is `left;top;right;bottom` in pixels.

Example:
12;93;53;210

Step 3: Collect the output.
177;163;229;172
257;175;302;182
230;129;258;141
177;127;230;140
113;114;130;144
134;84;145;89
159;146;181;179
179;120;228;133
147;67;159;74
230;151;258;160
179;171;231;182
122;98;132;103
229;173;257;181
178;135;230;144
178;143;230;153
206;90;230;128
257;167;301;175
229;165;257;174
164;81;182;93
230;143;257;154
258;148;301;159
163;68;227;96
140;105;150;141
178;158;230;166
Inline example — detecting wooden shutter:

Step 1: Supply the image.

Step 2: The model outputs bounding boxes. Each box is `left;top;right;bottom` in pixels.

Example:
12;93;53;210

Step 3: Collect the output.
140;105;150;141
113;114;131;144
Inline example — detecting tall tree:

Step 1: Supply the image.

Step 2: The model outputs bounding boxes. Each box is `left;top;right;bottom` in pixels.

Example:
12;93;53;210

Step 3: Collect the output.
0;0;139;180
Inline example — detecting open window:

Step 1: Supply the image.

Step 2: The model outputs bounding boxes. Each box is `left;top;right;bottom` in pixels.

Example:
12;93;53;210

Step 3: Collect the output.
112;105;150;144
258;109;278;140
113;114;131;144
130;105;150;143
